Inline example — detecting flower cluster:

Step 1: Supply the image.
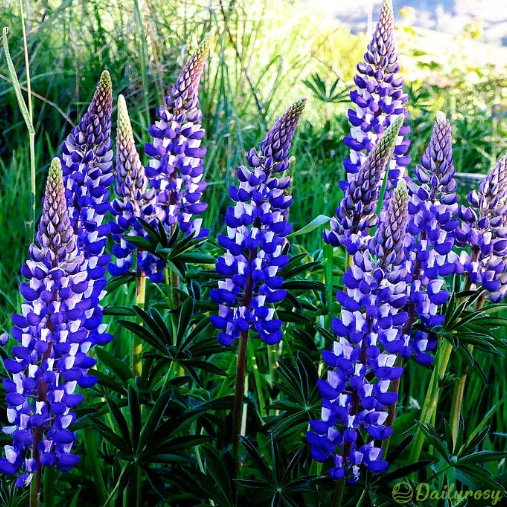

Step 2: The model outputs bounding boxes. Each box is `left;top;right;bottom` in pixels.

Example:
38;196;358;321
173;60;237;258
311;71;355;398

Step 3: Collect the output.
323;115;403;252
342;0;410;193
0;159;99;484
60;71;113;346
308;179;410;482
210;99;306;346
457;154;507;302
144;33;212;246
110;95;165;280
406;112;460;364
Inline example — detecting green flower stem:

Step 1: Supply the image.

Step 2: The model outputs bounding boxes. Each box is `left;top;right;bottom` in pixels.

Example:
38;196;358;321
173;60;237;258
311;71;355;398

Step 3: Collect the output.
331;478;345;507
29;477;39;507
82;427;107;505
42;465;55;507
232;328;249;469
132;270;146;377
449;350;470;447
247;340;266;418
409;339;453;464
449;296;484;446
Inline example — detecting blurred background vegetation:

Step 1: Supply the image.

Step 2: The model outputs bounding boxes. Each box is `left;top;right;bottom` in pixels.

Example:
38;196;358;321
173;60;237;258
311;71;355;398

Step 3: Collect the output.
1;0;507;451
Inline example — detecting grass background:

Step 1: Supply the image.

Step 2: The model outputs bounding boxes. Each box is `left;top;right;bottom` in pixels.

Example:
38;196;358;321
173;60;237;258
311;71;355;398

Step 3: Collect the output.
1;0;507;479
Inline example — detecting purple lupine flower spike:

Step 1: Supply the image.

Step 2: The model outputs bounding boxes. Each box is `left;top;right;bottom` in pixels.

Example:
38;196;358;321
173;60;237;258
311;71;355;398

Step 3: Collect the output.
457;153;507;301
110;95;165;280
343;0;410;192
324;114;404;252
210;99;306;346
406;112;460;364
145;33;214;247
309;179;410;483
1;159;99;484
60;71;113;347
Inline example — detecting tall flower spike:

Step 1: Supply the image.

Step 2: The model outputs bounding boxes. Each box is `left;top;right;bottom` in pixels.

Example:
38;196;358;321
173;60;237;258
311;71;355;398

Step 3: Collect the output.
145;32;214;257
309;178;410;483
406;112;460;364
343;0;410;193
60;71;113;347
210;99;306;346
324;115;404;253
0;159;98;485
110;95;165;280
457;153;507;302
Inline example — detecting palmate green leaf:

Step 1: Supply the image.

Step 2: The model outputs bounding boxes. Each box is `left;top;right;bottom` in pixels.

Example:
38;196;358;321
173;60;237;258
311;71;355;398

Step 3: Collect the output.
180;359;229;377
387;434;415;464
103;305;136;316
175;251;216;264
382;460;432;482
455;464;507;497
132;306;171;344
283;280;326;292
467;399;506;447
193;395;238;412
147;435;212;454
287;215;331;238
104;274;136;293
127;385;141;452
89;418;130;453
137;390;172;454
177;297;194;343
91;369;127;395
105;398;132;450
187;336;223;357
240;436;273;485
118;319;166;353
281;261;321;280
415;422;451;462
459;451;507;464
94;348;132;382
277;310;311;324
122;235;155;252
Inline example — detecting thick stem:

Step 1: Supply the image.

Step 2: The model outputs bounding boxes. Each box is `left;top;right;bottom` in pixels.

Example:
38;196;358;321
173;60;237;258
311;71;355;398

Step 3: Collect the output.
331;479;345;507
449;296;484;446
231;239;257;468
247;340;266;418
132;270;146;377
409;340;453;464
232;328;249;468
31;340;53;507
42;465;54;507
381;371;402;456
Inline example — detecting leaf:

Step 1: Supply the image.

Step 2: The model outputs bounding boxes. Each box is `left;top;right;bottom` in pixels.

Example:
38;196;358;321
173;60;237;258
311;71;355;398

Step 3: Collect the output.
382;460;432;482
94;348;132;382
138;390;172;454
287;215;331;238
177;297;194;343
467;398;506;446
282;280;326;292
414;422;450;461
122;235;155;251
149;435;212;454
128;385;141;453
105;398;132;451
104;274;136;293
459;451;507;464
118;319;166;353
103;305;137;316
240;436;274;485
